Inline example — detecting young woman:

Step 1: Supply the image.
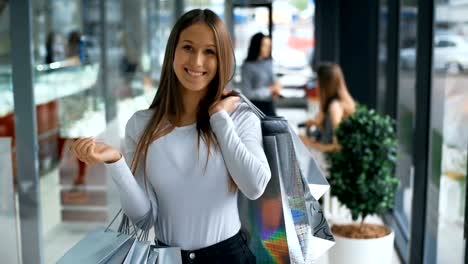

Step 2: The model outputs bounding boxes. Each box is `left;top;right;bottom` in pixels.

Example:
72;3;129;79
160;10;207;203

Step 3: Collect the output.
300;62;356;153
70;9;271;264
241;32;282;116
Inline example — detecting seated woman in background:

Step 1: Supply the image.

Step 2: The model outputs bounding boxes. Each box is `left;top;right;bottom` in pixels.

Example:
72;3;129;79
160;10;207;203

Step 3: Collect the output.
241;32;282;116
300;62;356;153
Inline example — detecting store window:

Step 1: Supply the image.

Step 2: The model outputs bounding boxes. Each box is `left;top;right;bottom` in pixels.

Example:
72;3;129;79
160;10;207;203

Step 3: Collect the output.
431;1;468;262
232;0;314;95
30;1;107;262
395;0;418;240
271;0;314;81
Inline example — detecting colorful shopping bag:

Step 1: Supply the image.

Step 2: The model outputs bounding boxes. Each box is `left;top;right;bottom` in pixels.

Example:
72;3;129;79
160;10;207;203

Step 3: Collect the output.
237;93;335;264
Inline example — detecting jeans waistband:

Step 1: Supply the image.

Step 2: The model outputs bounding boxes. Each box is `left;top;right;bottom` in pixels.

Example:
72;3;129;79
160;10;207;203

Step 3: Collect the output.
156;230;247;257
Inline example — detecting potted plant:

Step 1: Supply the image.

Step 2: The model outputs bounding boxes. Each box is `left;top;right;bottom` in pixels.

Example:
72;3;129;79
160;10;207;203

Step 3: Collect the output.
327;105;399;264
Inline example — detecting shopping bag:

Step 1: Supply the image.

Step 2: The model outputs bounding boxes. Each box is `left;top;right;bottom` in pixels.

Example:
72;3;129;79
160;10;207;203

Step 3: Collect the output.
56;226;135;264
57;209;143;264
236;93;335;263
124;240;151;264
148;245;183;264
147;247;159;263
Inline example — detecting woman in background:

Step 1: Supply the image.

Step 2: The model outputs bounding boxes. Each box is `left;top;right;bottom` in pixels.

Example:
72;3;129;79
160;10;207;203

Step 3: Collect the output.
241;32;282;116
300;62;356;153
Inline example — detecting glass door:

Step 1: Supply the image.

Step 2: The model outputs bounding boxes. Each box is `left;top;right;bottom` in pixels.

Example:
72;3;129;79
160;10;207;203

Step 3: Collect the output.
427;1;468;263
394;2;418;258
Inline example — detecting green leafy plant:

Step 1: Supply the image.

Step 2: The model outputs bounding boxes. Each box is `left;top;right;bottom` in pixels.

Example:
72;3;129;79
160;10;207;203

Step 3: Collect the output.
327;105;399;223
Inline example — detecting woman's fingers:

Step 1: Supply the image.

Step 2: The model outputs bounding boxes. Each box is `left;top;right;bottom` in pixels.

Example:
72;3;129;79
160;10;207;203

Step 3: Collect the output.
76;138;93;164
76;137;94;156
69;137;115;165
72;137;95;164
84;140;98;165
224;96;240;112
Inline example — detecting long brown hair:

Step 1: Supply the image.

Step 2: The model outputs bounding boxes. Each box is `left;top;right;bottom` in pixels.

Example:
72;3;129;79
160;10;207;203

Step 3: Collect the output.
130;9;236;190
317;63;344;113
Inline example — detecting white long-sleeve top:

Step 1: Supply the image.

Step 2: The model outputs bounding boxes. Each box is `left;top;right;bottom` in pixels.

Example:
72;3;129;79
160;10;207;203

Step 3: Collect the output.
105;103;271;250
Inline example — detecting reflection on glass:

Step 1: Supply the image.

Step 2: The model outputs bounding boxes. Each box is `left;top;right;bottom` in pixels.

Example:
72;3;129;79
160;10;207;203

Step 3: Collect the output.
434;2;468;263
395;1;418;231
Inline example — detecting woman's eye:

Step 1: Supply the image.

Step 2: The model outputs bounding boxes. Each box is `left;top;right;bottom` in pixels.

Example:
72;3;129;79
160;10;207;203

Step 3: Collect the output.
183;45;192;51
205;49;216;55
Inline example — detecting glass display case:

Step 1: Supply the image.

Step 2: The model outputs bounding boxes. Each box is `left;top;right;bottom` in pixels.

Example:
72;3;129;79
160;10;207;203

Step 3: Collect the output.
0;62;103;175
35;62;105;138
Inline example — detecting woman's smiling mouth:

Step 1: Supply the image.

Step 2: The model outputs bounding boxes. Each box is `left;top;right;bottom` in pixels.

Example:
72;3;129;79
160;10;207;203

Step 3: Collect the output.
185;68;206;77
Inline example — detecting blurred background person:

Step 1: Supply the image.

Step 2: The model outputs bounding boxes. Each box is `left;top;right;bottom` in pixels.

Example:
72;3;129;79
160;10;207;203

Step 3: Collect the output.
300;62;356;162
44;31;65;64
241;32;282;116
65;30;87;65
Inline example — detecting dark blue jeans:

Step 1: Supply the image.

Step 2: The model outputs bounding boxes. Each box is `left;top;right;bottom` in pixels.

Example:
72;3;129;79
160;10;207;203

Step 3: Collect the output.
157;230;256;264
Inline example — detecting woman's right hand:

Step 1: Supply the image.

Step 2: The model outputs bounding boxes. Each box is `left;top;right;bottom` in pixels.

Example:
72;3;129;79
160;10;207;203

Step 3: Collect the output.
70;137;122;165
270;83;282;98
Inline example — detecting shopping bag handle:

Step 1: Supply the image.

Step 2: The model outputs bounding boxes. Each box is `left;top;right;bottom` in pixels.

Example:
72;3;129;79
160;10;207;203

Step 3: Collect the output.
105;209;123;232
104;209;137;237
105;207;153;241
226;90;266;119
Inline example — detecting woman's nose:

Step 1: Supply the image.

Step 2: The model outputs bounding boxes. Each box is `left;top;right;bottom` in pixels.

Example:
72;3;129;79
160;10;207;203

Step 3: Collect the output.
190;51;204;66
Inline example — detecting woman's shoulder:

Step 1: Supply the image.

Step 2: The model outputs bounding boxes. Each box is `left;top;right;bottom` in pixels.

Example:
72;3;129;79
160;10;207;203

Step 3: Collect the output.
328;98;344;109
126;109;155;136
130;108;154;122
327;99;345;119
230;102;260;124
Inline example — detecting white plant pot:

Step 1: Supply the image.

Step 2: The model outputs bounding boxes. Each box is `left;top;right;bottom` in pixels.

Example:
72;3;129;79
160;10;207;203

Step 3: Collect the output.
328;229;395;264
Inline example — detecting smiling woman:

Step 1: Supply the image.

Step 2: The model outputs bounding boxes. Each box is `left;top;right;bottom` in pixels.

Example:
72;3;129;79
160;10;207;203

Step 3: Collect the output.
69;8;270;264
173;23;218;95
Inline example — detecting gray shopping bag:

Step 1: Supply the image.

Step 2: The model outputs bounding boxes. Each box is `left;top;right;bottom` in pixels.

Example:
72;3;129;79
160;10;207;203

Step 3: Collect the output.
56;227;134;264
148;245;182;264
57;209;140;264
124;240;151;264
147;247;159;263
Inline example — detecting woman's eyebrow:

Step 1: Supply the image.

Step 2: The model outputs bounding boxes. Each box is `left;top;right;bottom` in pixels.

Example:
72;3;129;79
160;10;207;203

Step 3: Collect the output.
182;39;216;48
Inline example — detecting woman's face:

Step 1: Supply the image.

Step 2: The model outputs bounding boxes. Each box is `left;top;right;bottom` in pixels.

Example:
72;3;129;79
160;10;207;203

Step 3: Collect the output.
259;37;271;59
173;22;218;94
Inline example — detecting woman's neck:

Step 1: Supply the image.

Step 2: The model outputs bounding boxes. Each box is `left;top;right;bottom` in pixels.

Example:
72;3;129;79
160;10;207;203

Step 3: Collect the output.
176;87;206;126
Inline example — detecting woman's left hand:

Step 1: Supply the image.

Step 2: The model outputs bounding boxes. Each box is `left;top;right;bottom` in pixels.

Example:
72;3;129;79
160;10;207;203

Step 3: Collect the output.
209;89;241;116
